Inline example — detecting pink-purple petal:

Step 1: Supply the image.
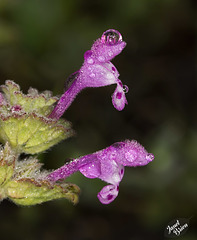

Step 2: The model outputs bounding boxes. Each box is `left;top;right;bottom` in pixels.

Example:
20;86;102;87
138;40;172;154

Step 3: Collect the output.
111;140;154;167
79;160;101;179
97;184;119;204
112;83;128;111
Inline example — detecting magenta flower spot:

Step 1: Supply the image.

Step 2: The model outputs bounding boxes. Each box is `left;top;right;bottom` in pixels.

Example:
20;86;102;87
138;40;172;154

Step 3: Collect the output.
47;140;154;204
49;29;128;119
111;66;116;72
116;92;122;99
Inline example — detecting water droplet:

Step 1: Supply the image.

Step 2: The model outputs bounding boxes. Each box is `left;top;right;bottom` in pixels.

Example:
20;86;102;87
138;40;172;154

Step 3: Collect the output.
125;150;138;162
106;72;114;80
98;56;105;62
131;140;138;146
108;51;113;56
101;29;122;45
123;85;129;93
89;73;96;78
84;50;94;64
64;71;79;91
146;153;154;162
112;142;123;149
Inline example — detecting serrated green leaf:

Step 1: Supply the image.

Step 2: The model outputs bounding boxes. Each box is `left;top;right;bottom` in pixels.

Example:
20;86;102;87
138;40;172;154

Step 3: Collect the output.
6;178;80;206
0;113;74;154
1;80;58;116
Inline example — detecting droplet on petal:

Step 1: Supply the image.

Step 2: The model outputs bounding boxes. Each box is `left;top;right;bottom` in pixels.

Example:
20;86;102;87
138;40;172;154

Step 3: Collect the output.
79;160;101;179
98;56;105;62
146;153;154;162
101;29;122;46
84;50;94;64
123;85;129;93
89;73;96;78
64;71;79;91
125;150;138;162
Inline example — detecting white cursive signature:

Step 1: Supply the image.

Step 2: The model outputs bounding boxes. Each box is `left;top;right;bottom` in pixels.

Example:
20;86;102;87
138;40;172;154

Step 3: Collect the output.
166;219;188;236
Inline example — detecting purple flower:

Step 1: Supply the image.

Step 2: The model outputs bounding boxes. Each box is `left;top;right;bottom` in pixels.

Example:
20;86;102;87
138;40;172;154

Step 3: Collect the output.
49;29;128;119
47;140;154;204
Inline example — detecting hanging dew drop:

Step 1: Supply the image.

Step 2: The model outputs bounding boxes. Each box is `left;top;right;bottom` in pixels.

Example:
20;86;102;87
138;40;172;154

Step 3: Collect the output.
123;85;129;93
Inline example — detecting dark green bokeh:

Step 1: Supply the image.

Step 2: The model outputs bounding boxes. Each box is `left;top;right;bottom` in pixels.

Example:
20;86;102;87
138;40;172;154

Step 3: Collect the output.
0;0;196;239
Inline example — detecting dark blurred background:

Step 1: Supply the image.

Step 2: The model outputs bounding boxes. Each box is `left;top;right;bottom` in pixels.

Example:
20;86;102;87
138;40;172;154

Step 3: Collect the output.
0;0;196;239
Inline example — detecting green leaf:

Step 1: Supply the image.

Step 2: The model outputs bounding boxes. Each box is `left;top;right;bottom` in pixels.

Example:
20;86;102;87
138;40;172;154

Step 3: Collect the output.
0;143;15;200
1;80;58;116
0;113;74;154
6;178;80;206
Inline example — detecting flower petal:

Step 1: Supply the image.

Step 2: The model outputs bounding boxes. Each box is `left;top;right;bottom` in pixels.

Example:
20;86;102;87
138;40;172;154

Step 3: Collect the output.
79;159;101;179
112;82;128;111
97;184;119;204
111;140;154;167
80;63;117;88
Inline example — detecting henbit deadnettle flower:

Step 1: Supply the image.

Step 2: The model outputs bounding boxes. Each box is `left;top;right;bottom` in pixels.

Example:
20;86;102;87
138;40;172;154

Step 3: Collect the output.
47;140;154;204
49;29;128;120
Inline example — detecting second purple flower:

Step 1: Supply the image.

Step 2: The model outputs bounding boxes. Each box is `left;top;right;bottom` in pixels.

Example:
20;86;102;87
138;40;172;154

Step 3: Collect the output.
47;140;154;204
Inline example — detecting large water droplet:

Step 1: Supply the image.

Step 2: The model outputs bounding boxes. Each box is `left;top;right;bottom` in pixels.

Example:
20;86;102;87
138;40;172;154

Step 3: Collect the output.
101;29;122;45
64;71;79;91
